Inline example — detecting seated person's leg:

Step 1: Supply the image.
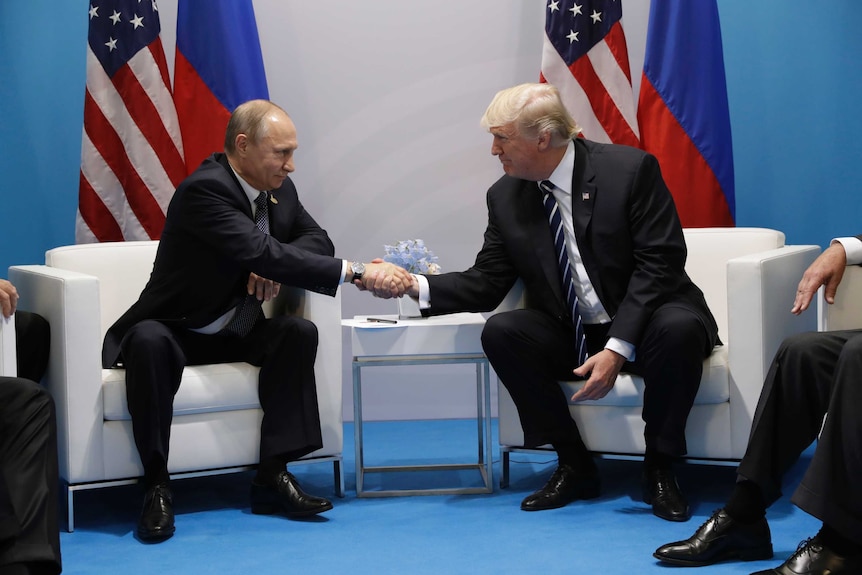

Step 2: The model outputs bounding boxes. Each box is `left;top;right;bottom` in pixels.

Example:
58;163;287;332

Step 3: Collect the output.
0;377;61;574
13;312;49;383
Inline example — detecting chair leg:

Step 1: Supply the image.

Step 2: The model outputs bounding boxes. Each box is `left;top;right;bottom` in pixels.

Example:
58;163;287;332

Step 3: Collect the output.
64;482;75;533
333;458;345;498
500;449;510;489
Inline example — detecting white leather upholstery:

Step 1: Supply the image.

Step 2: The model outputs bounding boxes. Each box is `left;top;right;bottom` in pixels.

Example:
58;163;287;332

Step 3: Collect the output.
819;264;862;331
0;312;15;377
9;241;344;530
496;228;821;481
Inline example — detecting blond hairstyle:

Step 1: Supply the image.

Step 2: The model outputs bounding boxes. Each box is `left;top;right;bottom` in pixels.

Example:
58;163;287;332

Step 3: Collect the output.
224;100;289;153
480;83;581;147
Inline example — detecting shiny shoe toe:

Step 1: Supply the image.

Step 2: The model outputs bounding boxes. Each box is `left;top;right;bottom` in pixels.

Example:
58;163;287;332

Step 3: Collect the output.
520;463;600;511
137;483;175;542
749;537;862;575
642;467;691;522
654;508;773;566
250;471;333;518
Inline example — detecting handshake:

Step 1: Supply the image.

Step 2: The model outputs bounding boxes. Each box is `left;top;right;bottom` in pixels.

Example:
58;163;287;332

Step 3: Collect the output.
351;259;418;300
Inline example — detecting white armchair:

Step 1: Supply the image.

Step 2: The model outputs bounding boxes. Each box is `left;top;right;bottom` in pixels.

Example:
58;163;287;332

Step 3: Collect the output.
497;228;821;487
9;241;344;531
819;264;862;331
0;312;15;377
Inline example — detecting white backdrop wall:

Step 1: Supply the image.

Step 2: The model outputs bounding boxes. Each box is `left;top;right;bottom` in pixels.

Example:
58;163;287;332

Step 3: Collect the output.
5;1;862;420
158;0;651;421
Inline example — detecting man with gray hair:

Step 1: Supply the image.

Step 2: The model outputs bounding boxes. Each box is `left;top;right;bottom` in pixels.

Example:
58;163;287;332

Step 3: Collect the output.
105;99;412;542
366;83;718;521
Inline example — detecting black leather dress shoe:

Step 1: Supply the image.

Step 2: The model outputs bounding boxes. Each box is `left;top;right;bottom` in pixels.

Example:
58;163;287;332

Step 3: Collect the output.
137;483;175;542
642;466;691;522
250;471;333;518
520;463;600;511
750;537;862;575
654;508;773;566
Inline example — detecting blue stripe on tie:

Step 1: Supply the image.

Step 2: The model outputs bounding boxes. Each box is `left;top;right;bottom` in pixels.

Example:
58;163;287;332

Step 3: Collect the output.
540;181;588;364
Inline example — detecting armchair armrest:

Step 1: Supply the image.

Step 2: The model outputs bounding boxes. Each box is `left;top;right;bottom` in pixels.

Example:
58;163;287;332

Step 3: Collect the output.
264;286;343;454
9;264;106;482
726;244;820;457
819;265;862;331
0;311;15;377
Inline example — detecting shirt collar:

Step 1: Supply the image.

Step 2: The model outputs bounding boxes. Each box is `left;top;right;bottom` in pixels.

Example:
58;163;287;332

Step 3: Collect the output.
543;140;576;197
227;161;266;207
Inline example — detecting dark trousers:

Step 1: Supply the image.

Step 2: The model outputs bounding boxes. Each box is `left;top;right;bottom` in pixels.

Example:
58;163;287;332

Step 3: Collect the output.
14;311;50;383
737;329;862;544
119;316;323;484
481;304;713;457
0;377;61;574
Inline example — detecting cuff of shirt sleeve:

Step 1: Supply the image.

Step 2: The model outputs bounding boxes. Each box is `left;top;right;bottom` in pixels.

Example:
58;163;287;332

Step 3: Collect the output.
339;260;349;285
833;237;862;266
414;274;431;309
605;337;635;362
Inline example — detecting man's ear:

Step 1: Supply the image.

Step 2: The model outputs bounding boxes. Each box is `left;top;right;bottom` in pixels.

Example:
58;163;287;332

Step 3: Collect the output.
536;130;551;151
235;134;248;155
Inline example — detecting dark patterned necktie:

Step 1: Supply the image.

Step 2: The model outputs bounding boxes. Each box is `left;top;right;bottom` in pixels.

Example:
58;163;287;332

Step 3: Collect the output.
222;191;269;337
540;181;587;364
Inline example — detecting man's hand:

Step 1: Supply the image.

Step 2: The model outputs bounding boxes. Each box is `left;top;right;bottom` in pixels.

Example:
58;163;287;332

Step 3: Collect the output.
246;272;281;302
0;279;18;319
791;242;847;315
353;259;415;299
569;348;626;402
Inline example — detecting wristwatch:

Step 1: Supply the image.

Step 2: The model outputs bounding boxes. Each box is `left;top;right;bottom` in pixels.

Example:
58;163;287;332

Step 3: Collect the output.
350;261;366;281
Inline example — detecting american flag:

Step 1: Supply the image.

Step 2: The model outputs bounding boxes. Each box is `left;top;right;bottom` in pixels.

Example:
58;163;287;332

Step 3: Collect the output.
77;0;185;243
540;0;640;147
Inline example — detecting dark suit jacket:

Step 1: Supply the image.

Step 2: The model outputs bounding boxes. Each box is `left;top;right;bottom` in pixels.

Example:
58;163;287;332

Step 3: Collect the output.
102;153;342;367
425;138;718;349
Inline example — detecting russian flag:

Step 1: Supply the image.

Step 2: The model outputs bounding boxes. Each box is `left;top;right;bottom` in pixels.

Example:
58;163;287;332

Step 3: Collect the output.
637;0;735;227
173;0;269;175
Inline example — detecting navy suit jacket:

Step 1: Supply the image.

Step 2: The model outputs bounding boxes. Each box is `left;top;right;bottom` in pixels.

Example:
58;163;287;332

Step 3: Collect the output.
102;153;342;367
425;138;718;349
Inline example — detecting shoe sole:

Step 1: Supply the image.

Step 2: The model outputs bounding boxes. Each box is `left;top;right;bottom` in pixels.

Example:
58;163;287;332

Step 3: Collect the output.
520;486;601;511
251;501;334;518
136;525;176;542
653;545;774;567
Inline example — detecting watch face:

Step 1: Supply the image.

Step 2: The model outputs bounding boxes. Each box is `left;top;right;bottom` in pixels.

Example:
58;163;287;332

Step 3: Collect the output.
353;262;365;276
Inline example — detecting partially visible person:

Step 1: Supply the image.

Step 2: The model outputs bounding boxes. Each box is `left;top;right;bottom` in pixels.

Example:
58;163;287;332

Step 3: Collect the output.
362;83;719;522
2;280;60;574
654;237;862;574
1;279;50;382
103;99;411;542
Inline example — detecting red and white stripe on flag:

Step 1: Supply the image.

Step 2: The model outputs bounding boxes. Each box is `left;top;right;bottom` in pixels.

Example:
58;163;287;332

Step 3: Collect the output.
540;0;639;147
77;0;185;243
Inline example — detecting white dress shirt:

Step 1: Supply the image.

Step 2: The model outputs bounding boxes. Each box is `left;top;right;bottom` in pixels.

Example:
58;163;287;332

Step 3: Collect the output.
415;140;636;361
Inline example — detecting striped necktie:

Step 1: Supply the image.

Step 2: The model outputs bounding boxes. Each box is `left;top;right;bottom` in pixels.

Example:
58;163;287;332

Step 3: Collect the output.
221;191;270;337
540;181;587;364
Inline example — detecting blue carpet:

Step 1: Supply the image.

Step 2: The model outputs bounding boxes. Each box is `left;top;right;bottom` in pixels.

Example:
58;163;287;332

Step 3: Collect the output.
59;419;819;574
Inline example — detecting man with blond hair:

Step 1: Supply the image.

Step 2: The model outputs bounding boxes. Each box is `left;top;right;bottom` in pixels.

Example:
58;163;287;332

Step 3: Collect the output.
367;83;718;521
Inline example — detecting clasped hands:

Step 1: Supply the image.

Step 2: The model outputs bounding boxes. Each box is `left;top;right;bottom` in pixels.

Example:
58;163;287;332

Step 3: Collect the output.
352;260;417;300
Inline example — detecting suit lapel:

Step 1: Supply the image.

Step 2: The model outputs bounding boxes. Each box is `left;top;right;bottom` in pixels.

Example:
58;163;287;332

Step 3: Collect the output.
571;138;595;241
570;138;602;301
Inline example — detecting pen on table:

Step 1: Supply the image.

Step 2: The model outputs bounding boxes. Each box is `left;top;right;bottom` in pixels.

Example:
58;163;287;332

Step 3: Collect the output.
366;317;398;324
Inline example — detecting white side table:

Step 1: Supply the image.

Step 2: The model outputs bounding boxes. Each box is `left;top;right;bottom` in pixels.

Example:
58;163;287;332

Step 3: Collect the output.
343;312;493;497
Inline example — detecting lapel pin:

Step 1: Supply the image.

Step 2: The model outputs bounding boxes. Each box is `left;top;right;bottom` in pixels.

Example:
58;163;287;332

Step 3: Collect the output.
582;192;590;200
270;195;278;205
